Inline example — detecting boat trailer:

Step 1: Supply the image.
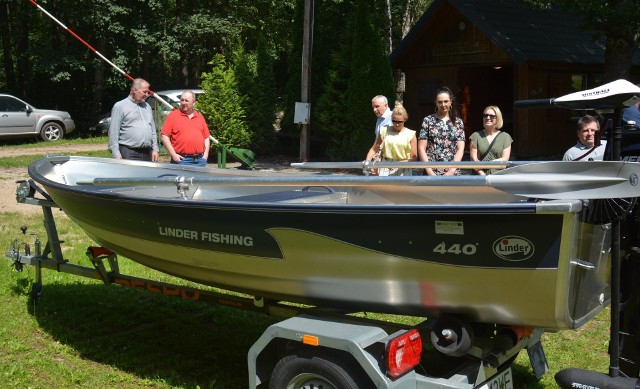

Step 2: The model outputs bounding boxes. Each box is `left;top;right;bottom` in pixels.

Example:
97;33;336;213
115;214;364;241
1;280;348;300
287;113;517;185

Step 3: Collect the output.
7;178;550;388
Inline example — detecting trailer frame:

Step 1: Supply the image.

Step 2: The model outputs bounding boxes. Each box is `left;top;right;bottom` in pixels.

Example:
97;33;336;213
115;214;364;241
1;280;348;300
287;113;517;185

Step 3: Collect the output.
6;179;549;388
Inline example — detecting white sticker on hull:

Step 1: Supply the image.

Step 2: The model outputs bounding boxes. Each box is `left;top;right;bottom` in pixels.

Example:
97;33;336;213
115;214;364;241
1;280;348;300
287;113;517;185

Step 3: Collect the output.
434;220;464;235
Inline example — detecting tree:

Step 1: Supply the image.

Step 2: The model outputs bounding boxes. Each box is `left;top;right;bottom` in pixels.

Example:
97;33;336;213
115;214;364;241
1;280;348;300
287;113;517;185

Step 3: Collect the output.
251;35;279;151
315;20;354;160
198;54;252;148
344;0;395;160
3;0;423;151
526;0;640;81
233;36;279;153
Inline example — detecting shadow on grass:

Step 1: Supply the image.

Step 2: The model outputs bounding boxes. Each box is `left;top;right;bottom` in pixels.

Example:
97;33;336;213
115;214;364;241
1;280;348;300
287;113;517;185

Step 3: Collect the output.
27;281;279;388
24;280;564;388
511;362;551;389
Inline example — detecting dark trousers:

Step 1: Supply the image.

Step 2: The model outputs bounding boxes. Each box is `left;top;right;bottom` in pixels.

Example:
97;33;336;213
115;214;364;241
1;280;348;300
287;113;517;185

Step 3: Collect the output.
119;145;152;161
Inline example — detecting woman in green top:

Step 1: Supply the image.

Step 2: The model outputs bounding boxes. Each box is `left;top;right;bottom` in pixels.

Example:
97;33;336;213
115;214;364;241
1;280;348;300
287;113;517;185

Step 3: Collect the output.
469;105;513;175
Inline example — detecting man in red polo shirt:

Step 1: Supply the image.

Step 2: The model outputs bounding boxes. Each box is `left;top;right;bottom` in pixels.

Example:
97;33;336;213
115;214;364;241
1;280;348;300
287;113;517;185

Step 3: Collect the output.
161;90;210;166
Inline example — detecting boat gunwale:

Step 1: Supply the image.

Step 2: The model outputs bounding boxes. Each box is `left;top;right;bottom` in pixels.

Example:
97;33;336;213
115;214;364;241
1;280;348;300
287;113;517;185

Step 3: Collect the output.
30;172;543;214
27;155;581;214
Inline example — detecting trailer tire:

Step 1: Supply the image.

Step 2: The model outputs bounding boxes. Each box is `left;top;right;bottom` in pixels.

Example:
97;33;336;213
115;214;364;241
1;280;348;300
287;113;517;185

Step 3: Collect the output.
269;350;367;389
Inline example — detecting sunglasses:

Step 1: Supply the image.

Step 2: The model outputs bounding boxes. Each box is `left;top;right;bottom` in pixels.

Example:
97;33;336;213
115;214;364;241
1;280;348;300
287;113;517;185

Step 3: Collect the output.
482;114;496;119
392;120;404;124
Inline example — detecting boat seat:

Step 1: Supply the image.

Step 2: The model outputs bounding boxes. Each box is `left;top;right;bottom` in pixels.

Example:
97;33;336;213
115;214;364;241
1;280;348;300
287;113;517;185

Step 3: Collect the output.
218;189;348;204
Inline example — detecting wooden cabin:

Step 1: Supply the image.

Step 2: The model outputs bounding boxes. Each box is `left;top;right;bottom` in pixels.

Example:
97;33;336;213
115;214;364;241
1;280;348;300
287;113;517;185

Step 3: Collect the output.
390;0;640;158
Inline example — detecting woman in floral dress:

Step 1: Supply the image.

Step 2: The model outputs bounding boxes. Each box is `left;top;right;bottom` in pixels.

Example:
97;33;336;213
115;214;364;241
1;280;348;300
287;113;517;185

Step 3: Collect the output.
417;86;465;176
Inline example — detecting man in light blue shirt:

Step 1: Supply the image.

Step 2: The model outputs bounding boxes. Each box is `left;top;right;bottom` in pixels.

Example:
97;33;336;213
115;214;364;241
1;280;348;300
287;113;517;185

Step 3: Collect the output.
372;95;392;138
108;78;159;162
563;115;606;161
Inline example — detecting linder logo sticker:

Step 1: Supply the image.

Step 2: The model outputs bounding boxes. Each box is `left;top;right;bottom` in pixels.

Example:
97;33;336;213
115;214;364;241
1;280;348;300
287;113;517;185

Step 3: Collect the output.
492;236;534;261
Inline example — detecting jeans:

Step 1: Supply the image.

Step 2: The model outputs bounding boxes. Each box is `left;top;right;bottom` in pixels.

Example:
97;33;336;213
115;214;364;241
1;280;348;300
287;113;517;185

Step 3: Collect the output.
171;157;207;167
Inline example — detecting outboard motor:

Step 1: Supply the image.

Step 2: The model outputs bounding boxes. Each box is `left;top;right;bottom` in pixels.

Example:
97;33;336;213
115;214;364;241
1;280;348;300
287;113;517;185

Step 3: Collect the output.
611;121;640;377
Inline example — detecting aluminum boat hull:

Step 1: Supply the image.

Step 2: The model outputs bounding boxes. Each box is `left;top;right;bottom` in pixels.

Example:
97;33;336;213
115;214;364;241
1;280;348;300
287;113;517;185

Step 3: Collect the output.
27;155;613;329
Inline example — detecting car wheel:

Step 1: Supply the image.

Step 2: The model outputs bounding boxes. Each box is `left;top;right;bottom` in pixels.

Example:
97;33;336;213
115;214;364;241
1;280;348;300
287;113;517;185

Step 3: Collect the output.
40;122;64;141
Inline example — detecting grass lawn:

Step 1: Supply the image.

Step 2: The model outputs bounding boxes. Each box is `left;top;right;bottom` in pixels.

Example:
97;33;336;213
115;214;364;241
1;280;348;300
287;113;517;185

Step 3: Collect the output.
0;138;615;388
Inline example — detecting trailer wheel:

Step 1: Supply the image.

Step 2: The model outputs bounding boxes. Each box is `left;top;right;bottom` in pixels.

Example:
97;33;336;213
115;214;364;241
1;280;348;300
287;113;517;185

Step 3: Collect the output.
269;351;366;389
430;316;473;357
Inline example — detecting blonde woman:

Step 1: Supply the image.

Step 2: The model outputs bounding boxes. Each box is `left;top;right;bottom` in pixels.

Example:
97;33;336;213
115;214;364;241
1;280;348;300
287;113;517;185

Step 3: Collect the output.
469;105;513;175
366;104;417;176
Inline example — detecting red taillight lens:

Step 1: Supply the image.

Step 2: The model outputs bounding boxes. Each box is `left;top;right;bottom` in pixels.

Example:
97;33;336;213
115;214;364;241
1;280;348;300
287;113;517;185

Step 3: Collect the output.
386;329;422;378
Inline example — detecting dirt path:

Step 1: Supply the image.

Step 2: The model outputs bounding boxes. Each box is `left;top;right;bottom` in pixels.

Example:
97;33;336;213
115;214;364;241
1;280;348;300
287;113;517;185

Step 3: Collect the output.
0;142;108;158
0;167;37;214
0;142;109;214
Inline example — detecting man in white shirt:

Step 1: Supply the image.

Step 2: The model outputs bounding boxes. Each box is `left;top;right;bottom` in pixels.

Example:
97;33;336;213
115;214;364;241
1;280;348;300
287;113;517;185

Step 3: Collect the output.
372;95;392;137
108;78;159;162
563;115;607;161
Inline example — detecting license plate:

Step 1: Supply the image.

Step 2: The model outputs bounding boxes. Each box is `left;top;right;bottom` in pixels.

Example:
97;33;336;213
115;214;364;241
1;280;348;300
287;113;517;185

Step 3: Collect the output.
477;367;513;389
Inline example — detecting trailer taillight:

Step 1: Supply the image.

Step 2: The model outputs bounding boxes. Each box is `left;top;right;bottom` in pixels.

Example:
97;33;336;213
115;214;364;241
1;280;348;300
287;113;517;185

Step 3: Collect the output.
386;329;422;378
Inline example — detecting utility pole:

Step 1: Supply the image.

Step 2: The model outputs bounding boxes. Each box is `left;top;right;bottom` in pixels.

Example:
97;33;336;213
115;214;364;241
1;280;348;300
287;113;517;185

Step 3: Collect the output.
299;0;314;162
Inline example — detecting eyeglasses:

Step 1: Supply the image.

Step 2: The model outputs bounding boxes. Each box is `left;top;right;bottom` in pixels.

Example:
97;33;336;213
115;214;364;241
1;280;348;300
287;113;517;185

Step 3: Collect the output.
392;120;404;124
482;114;496;119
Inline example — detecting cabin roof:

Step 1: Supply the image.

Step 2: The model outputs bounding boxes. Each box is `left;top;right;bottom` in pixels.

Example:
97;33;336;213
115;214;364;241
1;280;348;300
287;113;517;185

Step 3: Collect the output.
391;0;639;66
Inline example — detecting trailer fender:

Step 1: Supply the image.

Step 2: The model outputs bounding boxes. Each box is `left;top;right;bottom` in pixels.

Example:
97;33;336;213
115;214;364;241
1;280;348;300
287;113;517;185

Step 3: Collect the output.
248;314;394;388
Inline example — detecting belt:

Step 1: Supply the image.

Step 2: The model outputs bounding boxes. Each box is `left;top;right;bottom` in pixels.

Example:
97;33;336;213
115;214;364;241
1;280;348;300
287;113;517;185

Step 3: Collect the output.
179;153;204;158
120;144;151;151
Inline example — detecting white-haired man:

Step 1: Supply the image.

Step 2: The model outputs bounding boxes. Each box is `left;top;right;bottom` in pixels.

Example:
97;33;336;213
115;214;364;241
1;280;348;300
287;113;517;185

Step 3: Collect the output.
372;95;392;137
108;78;159;162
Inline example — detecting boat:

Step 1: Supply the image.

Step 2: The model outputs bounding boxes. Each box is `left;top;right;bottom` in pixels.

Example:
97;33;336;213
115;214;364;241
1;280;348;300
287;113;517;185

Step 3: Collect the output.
24;153;640;331
20;79;640;331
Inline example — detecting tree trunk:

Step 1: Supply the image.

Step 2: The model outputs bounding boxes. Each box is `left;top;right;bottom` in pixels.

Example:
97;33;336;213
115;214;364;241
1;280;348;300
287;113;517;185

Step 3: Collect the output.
394;0;415;104
14;7;30;98
401;0;414;37
90;36;106;116
0;4;15;93
385;0;393;53
603;26;636;82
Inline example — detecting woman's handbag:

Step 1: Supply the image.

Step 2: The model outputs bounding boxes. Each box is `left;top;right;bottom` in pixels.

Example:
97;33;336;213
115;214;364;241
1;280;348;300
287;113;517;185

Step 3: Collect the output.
372;148;383;163
473;132;503;175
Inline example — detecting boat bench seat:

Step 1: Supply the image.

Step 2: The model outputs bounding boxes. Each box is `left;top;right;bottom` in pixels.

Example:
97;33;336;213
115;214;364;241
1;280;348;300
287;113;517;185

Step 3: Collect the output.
218;189;348;204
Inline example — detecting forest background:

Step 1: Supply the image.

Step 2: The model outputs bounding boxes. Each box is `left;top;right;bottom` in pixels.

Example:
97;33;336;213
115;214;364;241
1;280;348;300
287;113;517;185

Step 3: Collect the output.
0;0;638;160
